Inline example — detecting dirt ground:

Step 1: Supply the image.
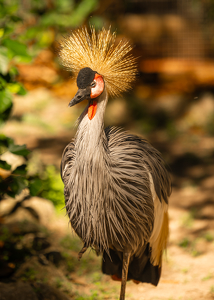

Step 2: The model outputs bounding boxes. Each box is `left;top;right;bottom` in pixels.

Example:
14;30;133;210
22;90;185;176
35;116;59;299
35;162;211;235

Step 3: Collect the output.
1;84;214;300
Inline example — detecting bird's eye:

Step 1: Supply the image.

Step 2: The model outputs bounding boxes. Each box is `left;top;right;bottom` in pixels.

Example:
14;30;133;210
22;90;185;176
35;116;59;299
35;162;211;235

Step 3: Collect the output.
91;81;96;88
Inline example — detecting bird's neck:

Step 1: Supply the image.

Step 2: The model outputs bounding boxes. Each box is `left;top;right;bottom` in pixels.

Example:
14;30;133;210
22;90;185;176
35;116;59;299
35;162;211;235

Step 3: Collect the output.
75;88;108;158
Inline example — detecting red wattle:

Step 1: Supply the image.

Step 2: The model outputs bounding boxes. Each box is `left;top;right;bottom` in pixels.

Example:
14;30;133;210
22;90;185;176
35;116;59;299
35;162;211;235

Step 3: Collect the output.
88;101;97;120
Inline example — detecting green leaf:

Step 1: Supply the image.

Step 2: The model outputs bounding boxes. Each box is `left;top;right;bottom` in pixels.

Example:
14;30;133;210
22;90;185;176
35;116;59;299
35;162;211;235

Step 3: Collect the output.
70;0;98;26
3;39;29;58
0;179;9;198
7;82;21;94
0;28;4;38
89;16;104;29
29;178;44;196
1;26;14;40
12;164;27;175
9;66;19;77
0;160;11;170
10;15;22;23
0;134;12;147
0;135;13;155
7;176;27;197
24;27;40;40
8;143;31;156
55;0;74;13
0;47;9;75
17;84;27;95
0;75;7;89
3;4;18;16
0;105;13;125
6;82;27;95
0;89;13;113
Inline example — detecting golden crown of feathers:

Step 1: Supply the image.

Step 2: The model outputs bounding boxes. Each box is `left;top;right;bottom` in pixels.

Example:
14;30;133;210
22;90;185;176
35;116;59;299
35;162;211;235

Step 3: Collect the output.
59;27;137;97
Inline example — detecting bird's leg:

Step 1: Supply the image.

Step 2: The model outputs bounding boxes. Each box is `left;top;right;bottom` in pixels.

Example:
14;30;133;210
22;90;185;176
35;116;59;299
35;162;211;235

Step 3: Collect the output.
120;250;131;300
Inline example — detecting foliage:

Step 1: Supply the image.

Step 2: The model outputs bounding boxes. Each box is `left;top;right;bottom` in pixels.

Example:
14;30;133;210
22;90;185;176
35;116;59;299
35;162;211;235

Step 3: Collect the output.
0;0;99;202
38;165;65;210
0;0;100;55
0;0;32;200
0;137;31;200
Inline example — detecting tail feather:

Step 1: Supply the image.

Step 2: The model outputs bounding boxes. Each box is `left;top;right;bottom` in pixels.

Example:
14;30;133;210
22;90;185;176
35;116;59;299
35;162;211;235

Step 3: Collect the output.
102;245;161;286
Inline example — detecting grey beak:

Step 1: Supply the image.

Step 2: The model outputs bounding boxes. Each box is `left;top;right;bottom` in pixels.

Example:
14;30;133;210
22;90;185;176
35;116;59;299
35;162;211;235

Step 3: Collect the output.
68;87;91;107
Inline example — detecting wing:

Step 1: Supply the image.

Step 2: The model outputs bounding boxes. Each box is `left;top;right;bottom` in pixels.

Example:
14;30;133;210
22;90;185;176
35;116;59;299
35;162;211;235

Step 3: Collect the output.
148;172;169;266
105;127;171;204
60;141;75;200
105;127;171;266
133;137;171;267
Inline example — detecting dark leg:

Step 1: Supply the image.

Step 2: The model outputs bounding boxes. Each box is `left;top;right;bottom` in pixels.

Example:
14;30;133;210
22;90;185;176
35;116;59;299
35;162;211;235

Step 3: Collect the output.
120;251;131;300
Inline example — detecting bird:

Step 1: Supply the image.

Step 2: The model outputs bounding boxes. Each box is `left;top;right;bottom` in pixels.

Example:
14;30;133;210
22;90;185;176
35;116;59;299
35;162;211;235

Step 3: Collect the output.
59;26;171;300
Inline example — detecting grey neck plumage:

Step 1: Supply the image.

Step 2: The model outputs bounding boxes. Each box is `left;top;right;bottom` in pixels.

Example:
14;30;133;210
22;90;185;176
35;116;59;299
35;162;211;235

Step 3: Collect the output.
75;88;108;160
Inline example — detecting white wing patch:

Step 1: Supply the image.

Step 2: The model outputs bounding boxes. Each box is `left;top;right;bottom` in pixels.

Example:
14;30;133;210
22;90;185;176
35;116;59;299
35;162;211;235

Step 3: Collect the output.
148;173;169;266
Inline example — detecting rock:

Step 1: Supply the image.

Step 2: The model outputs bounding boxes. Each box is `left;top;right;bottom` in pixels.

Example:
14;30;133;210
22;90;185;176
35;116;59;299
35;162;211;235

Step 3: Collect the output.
0;281;71;300
44;250;63;266
1;196;55;226
23;197;56;226
0;261;16;278
33;235;51;251
1;221;40;236
37;254;49;266
0;281;38;300
21;233;35;249
32;282;71;300
13;256;73;295
0;152;25;172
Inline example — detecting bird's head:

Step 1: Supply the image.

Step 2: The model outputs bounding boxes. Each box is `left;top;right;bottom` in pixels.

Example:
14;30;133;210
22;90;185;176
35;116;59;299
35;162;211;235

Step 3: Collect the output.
59;26;137;119
68;67;105;120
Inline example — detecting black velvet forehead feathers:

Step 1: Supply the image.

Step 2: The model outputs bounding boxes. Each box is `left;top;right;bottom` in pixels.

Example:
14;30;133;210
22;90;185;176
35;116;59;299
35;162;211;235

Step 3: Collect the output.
77;67;96;89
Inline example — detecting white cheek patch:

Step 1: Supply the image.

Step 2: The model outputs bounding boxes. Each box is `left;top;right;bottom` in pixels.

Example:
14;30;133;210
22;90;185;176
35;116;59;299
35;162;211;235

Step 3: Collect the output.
91;76;104;98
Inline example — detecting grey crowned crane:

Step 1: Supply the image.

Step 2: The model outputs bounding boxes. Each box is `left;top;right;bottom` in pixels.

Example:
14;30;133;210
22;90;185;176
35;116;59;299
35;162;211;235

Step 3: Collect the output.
59;27;171;300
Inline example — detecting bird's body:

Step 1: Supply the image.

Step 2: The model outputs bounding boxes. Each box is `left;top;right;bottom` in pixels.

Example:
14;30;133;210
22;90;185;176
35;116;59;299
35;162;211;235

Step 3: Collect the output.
60;27;171;300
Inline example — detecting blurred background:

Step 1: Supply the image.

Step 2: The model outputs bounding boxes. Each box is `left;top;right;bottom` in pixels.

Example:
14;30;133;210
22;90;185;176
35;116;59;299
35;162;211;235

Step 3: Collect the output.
0;0;214;299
